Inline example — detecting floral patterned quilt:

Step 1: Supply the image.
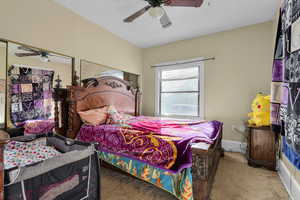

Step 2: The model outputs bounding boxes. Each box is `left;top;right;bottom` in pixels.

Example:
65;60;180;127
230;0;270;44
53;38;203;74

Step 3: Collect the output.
4;139;61;170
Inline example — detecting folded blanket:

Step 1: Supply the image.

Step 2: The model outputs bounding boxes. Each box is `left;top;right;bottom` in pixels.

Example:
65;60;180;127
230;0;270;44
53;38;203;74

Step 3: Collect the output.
24;119;55;135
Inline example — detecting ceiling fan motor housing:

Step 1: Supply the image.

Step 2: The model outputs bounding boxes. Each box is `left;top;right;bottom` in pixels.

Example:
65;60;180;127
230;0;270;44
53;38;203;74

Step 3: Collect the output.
145;0;163;7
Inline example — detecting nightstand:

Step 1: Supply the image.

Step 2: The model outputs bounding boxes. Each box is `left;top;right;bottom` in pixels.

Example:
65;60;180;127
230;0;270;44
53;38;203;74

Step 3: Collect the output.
247;125;277;171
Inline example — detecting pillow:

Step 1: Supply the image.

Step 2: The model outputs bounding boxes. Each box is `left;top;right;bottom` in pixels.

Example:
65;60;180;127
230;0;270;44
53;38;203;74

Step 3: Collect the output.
106;105;133;125
78;106;108;126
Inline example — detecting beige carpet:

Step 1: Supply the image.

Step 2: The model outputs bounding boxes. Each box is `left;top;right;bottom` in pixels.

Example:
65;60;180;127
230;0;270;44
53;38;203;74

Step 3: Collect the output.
101;152;289;200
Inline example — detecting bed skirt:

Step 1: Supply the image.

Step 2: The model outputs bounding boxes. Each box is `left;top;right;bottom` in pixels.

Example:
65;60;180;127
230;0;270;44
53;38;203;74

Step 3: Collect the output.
98;150;194;200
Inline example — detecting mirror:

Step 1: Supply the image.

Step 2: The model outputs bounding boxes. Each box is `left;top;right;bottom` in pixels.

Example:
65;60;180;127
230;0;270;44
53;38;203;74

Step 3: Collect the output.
7;42;73;88
80;60;139;88
6;42;73;131
0;41;7;129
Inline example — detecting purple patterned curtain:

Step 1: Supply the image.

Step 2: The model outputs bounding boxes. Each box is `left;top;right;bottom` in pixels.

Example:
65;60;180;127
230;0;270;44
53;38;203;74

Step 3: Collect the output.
9;66;54;126
272;0;300;169
271;12;284;134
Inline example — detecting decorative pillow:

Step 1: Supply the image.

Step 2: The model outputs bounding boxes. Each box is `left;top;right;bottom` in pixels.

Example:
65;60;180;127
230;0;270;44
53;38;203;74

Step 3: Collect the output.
78;106;108;126
106;105;133;125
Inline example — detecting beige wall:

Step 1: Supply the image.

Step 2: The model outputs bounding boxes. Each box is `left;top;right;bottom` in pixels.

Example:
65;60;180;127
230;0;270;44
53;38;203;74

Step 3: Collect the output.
142;22;274;142
0;0;143;76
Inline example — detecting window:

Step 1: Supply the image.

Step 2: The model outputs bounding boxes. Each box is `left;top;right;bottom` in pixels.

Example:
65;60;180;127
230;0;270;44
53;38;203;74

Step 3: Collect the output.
155;60;204;118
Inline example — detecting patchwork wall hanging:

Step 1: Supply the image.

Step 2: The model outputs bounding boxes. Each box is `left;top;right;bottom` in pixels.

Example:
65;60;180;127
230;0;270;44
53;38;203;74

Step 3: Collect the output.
8;66;54;126
272;0;300;169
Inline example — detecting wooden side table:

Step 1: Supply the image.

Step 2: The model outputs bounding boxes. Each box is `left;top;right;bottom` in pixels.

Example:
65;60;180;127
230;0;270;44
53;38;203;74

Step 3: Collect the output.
247;125;277;171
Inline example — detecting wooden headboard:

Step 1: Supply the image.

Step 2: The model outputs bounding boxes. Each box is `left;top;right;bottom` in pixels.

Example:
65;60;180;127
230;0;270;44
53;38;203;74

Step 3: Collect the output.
65;76;140;139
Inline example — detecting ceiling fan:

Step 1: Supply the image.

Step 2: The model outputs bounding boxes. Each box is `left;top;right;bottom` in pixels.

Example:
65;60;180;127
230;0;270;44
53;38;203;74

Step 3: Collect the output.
123;0;204;28
15;46;51;62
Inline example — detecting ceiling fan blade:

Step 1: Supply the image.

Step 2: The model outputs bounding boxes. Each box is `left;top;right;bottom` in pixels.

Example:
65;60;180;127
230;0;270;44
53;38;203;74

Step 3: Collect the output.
164;0;204;7
15;52;40;57
124;5;152;23
17;46;40;53
160;11;172;28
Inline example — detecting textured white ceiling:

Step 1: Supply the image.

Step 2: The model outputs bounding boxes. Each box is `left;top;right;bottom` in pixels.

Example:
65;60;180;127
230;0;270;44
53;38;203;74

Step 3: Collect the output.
54;0;279;48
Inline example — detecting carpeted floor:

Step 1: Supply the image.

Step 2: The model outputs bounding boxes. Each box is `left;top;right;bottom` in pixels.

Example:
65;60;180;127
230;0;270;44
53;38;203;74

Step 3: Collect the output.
101;152;289;200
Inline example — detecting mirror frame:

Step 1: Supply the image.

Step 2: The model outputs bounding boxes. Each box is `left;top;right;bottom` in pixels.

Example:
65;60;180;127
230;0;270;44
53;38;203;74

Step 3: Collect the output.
0;40;8;130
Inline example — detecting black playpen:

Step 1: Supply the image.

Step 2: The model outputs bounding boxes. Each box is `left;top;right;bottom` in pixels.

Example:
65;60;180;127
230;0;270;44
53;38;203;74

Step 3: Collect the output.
4;134;100;200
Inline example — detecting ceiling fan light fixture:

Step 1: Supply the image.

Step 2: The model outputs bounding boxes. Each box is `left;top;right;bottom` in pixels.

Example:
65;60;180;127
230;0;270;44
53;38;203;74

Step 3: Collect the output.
148;6;165;18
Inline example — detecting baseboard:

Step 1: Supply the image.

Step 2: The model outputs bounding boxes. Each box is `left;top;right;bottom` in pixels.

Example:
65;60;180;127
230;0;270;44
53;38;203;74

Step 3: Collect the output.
278;160;300;200
222;140;247;154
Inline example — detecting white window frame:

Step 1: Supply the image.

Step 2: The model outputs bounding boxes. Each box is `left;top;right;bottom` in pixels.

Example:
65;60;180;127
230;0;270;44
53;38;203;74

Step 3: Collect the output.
154;58;205;120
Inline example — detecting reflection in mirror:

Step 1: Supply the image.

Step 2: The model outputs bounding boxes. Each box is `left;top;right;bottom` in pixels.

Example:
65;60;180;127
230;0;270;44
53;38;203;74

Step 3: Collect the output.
80;60;139;88
6;42;73;133
0;41;7;129
8;43;73;88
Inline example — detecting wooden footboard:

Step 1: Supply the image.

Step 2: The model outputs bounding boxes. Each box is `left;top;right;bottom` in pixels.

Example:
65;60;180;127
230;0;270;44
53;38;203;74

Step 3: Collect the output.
191;129;223;200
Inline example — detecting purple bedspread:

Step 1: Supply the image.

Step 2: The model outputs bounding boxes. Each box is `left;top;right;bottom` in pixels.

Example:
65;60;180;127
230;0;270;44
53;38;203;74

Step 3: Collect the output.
77;117;222;172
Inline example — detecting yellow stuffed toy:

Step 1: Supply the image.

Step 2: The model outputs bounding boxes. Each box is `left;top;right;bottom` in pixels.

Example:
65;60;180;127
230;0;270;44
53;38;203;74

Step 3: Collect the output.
248;93;271;127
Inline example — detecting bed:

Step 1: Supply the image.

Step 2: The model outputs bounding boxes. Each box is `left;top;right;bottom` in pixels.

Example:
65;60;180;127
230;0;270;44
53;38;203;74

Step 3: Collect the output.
63;76;223;200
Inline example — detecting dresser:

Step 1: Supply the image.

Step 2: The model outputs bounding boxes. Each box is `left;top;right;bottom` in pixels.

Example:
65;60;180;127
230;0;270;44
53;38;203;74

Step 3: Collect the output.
247;125;277;171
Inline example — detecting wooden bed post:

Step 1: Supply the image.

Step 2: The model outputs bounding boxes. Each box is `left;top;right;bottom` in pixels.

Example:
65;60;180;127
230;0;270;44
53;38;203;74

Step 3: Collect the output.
135;86;141;116
53;76;69;137
0;130;9;200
